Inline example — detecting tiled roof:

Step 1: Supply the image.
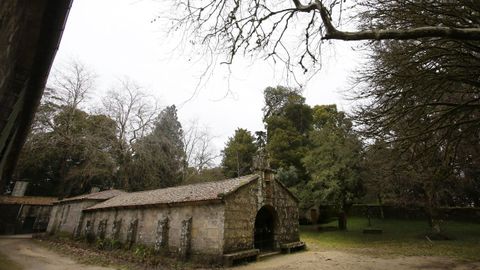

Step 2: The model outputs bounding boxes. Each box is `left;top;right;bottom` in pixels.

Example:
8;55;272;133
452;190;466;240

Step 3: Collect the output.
59;189;125;203
0;195;58;206
86;175;259;211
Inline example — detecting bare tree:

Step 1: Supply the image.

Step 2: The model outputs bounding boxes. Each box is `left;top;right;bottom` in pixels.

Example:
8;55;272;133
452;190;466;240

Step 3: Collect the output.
351;1;480;156
48;59;95;110
34;59;96;134
168;0;480;72
102;78;159;148
101;78;159;189
16;60;120;197
182;119;220;180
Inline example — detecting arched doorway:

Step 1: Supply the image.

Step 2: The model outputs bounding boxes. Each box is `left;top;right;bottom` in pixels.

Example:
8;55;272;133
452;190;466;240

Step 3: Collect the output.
254;205;277;250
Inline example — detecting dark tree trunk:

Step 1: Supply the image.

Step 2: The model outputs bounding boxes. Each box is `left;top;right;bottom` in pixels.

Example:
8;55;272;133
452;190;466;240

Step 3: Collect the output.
377;194;385;219
338;200;350;230
424;194;442;234
338;211;347;230
426;210;434;228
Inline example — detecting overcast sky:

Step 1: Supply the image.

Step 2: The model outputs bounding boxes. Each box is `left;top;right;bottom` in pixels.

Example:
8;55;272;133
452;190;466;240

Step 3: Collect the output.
52;0;365;163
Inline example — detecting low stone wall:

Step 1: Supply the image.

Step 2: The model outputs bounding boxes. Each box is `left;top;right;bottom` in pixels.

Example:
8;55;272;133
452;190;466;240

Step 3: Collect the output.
350;205;480;222
311;204;480;223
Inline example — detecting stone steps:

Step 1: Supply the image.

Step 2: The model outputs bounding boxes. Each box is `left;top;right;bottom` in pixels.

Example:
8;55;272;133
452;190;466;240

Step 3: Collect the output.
258;250;281;259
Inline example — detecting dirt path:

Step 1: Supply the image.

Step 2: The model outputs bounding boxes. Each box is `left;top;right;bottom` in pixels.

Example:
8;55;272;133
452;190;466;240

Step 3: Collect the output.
0;237;115;270
1;237;479;270
234;251;480;270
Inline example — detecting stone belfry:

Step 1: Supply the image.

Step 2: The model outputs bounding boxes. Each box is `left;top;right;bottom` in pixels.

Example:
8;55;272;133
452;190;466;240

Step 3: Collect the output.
253;150;275;178
253;150;275;203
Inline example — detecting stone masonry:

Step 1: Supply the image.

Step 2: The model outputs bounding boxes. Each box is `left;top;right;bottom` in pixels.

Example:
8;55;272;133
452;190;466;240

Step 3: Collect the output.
62;174;302;265
223;177;299;253
46;189;125;235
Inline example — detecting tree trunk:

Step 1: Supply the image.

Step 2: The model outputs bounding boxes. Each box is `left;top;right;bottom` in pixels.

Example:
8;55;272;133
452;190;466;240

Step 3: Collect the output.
338;211;347;230
338;200;349;230
424;194;441;234
426;208;434;228
236;151;240;177
377;194;385;219
56;152;70;198
116;145;131;190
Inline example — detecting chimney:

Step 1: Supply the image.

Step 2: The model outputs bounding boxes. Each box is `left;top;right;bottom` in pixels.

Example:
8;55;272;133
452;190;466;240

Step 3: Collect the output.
11;181;29;196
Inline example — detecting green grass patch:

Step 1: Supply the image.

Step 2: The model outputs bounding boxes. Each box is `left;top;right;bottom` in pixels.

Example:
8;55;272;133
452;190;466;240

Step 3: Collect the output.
301;217;480;261
0;251;22;270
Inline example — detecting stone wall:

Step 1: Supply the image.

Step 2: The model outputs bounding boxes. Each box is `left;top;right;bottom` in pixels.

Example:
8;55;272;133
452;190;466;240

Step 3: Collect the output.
299;205;321;224
80;203;225;261
16;204;52;233
46;204;59;233
223;177;299;253
223;181;258;253
270;180;300;244
47;201;98;235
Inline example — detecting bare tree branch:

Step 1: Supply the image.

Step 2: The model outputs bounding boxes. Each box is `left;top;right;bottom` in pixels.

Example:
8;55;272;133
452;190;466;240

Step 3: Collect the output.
101;78;159;150
167;0;480;75
182;119;220;173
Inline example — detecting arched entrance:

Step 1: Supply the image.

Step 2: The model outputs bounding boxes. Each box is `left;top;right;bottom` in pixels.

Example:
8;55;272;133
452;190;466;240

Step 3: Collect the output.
254;205;277;250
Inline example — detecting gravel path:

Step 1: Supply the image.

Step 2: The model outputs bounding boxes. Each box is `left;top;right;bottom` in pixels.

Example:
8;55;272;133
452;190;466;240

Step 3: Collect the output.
0;237;115;270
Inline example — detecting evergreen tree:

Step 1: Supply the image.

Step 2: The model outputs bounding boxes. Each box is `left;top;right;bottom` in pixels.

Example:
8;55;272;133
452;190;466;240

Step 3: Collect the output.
302;105;363;230
129;105;185;190
15;106;118;197
263;86;312;186
221;128;257;178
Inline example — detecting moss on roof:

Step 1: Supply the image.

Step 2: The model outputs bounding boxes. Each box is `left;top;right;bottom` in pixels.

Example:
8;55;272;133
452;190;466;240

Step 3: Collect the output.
86;175;259;211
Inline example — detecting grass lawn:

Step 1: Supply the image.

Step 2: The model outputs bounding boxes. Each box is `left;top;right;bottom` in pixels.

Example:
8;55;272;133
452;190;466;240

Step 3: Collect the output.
300;217;480;261
0;251;22;270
